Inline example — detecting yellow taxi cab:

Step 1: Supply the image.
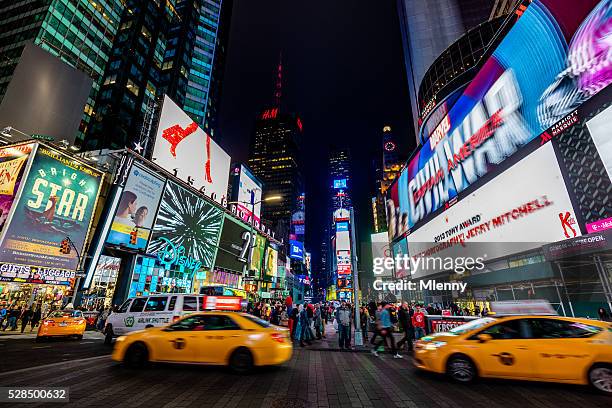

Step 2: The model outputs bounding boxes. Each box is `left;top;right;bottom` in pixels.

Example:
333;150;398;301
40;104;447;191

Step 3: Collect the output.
414;308;612;394
112;311;292;372
36;309;87;341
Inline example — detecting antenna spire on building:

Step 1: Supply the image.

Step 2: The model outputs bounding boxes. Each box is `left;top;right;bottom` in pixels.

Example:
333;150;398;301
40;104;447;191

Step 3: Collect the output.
274;52;282;109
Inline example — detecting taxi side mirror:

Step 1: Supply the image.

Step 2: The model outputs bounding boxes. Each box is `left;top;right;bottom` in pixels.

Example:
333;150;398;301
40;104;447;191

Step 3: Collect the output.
477;333;492;343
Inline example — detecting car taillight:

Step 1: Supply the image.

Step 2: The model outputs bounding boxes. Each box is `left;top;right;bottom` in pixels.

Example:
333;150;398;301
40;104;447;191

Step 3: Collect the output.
173;315;181;322
270;332;285;343
43;320;55;326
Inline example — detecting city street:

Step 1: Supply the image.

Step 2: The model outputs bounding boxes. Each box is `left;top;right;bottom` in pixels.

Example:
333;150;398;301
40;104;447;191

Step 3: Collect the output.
0;328;609;408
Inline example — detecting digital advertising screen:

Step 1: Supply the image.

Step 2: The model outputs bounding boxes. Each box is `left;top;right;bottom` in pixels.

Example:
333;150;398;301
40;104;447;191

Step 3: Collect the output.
289;239;304;260
152;95;231;204
148;180;224;270
214;215;250;273
106;163;166;249
371;232;392;278
333;179;347;189
387;0;610;241
0;145;103;271
407;143;582;278
0;143;34;237
232;164;262;224
336;230;351;251
264;244;278;277
250;233;267;277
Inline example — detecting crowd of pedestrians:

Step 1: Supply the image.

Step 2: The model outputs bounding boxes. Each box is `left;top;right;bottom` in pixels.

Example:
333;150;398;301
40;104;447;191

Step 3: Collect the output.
0;304;43;333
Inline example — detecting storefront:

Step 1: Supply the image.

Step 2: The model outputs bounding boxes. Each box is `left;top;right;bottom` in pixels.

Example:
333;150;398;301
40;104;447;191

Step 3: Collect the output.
193;268;244;297
0;263;75;311
81;255;120;310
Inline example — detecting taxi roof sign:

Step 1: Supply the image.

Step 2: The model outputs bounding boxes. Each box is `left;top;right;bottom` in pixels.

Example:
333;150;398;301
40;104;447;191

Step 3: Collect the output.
202;296;242;311
489;300;557;316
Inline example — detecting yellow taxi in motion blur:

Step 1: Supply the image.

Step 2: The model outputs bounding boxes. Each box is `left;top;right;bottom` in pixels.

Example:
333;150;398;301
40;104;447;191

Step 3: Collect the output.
36;309;87;341
414;314;612;393
112;311;292;372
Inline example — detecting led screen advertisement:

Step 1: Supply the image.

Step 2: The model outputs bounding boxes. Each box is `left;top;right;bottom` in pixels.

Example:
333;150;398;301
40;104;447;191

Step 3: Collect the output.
289;239;304;260
106;163;165;249
153;95;231;204
336;230;351;251
148;180;224;270
231;165;262;224
264;243;278;277
407;143;582;278
371;232;392;278
0;145;103;271
0;143;34;235
214;215;250;273
387;0;610;241
250;233;267;277
333;179;347;189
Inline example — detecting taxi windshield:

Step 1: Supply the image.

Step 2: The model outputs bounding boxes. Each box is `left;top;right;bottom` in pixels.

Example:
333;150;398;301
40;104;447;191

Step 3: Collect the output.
49;310;81;319
449;317;495;335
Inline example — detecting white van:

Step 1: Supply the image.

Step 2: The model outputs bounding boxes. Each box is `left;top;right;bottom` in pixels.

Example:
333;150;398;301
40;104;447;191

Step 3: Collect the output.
104;294;210;344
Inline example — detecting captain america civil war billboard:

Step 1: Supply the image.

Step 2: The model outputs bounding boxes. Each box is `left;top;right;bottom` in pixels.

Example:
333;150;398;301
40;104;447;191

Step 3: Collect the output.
0;145;103;271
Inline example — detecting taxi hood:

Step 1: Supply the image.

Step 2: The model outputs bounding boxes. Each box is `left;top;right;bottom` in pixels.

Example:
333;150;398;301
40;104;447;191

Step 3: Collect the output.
418;332;459;343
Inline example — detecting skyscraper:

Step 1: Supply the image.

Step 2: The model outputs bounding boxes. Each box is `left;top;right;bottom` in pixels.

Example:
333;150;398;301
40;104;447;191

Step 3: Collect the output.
247;59;304;240
329;146;352;211
83;0;177;151
381;126;403;193
160;0;233;137
396;0;503;140
0;0;125;143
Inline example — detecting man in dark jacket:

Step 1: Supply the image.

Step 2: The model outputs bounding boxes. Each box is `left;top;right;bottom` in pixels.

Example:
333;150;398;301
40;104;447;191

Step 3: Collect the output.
396;302;414;352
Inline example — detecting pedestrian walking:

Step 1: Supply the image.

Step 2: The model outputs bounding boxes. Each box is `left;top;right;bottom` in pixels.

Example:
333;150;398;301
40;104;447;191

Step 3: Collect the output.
314;304;323;339
297;305;313;347
97;308;109;331
336;301;352;350
30;307;42;331
4;307;19;331
360;306;369;339
289;306;298;338
369;303;383;347
396;302;414;352
20;307;32;333
0;305;6;329
412;305;426;340
372;302;402;359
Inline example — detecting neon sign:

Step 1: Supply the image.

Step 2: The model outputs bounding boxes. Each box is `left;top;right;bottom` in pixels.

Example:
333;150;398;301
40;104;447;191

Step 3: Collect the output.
156;237;202;272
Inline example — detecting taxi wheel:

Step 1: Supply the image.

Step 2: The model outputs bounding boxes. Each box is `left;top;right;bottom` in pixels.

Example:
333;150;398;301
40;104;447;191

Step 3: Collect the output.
229;347;254;374
125;343;149;369
446;355;477;383
588;364;612;394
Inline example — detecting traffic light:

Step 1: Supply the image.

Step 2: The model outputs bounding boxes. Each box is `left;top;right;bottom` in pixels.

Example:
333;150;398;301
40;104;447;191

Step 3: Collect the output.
129;229;138;245
60;239;70;254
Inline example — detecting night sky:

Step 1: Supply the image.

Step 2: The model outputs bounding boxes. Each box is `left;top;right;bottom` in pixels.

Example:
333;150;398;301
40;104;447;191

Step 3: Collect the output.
218;1;415;275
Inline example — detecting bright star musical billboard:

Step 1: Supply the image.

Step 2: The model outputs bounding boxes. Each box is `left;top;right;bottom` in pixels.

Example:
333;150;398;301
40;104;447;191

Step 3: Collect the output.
0;145;103;271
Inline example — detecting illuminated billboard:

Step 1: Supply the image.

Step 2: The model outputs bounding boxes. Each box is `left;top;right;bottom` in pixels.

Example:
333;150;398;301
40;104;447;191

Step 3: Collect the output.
407;143;582;278
250;233;267;277
0;145;103;271
289;240;304;260
371;232;392;278
0;143;35;236
387;0;610;240
153;95;231;204
333;179;347;189
214;215;250;273
336;230;351;251
264;244;278;277
106;164;165;249
231;164;262;224
148;181;224;270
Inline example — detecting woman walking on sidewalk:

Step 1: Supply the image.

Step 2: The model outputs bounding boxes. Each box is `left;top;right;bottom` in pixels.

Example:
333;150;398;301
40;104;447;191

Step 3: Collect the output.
30;307;42;331
20;307;32;333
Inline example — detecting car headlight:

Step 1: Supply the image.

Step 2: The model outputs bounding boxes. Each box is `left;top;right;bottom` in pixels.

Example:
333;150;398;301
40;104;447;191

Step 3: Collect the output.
424;341;447;350
115;336;126;343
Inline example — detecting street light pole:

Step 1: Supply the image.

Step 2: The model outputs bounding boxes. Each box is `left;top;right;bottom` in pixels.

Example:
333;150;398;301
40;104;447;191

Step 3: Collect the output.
350;207;363;346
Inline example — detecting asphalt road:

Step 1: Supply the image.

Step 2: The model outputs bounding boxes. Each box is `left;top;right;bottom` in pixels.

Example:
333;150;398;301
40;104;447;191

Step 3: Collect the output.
0;336;609;408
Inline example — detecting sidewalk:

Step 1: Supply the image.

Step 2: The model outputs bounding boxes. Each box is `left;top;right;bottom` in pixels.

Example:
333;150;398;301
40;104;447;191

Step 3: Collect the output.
0;329;104;340
301;322;413;354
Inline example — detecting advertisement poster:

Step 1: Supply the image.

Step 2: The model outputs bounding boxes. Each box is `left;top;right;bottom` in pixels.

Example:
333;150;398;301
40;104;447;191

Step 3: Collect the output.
264;244;278;277
214;215;250;273
336;230;351;251
289;239;304;260
0;262;75;285
0;146;103;270
152;95;231;204
232;165;262;224
0;143;34;236
250;233;267;277
387;0;610;240
106;163;165;249
148;181;223;270
407;143;582;278
586;104;612;183
371;232;392;277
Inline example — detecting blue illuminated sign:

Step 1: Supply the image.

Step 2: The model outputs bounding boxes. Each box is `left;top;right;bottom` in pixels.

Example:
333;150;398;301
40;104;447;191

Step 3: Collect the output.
156;237;202;272
333;179;347;189
336;222;349;232
289;240;304;260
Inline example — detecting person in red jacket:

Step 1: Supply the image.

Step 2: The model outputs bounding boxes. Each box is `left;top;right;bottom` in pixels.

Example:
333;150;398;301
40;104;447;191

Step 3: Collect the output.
412;305;426;340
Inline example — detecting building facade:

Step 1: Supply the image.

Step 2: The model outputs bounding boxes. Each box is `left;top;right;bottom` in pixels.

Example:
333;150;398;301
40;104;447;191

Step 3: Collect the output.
396;0;501;141
247;109;304;240
329;146;352;211
0;0;125;143
160;0;233;137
